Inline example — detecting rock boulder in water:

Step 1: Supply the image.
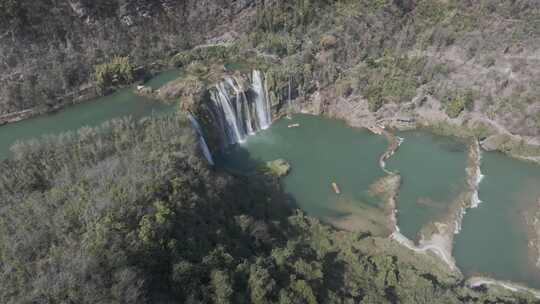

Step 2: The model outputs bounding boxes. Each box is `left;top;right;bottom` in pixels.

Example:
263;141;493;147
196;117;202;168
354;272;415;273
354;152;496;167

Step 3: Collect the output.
262;159;291;177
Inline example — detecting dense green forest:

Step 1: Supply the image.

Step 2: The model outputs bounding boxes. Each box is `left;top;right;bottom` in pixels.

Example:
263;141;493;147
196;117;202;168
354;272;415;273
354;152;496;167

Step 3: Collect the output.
0;112;536;303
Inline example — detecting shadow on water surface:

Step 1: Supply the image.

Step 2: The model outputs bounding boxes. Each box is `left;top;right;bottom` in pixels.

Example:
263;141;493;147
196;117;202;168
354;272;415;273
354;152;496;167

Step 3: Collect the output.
215;142;365;224
214;124;391;238
215;143;300;219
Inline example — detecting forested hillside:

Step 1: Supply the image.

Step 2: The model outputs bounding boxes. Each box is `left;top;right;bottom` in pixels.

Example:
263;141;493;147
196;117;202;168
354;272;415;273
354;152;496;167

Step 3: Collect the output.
2;0;540;142
0;113;536;303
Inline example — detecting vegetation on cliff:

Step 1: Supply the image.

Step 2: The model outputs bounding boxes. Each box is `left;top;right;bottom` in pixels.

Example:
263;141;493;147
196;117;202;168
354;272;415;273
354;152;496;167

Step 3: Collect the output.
95;56;135;92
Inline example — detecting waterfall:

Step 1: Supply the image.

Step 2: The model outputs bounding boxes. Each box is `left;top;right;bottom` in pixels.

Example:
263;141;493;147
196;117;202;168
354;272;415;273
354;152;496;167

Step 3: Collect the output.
206;70;273;146
187;114;215;166
252;70;272;130
454;141;484;234
471;142;484;208
288;76;293;116
213;82;245;144
454;207;467;234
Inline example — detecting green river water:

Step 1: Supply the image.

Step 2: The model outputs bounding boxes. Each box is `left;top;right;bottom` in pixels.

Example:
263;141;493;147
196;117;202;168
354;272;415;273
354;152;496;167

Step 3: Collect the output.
220;114;389;230
386;131;469;241
223;120;540;289
454;151;540;288
0;71;178;159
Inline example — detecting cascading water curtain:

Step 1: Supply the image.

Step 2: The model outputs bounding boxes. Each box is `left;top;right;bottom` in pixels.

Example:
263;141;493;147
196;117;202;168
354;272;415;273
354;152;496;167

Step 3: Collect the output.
207;70;273;146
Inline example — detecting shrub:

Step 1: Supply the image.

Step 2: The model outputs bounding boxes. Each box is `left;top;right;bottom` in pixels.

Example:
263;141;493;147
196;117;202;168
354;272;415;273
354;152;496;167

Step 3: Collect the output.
357;53;426;111
257;33;300;57
320;34;337;49
445;91;474;118
535;112;540;129
170;51;196;67
95;56;134;92
482;56;496;68
366;85;384;112
170;45;236;67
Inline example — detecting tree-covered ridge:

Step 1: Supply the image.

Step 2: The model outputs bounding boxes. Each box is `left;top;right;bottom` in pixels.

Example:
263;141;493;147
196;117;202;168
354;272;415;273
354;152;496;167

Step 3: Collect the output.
0;113;536;303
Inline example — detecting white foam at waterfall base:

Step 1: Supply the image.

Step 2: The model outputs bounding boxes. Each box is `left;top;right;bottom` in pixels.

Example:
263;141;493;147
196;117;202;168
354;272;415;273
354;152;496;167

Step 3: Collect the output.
394;210;400;233
454;207;467;234
470;151;484;209
476;166;485;184
470;189;482;208
454;144;485;233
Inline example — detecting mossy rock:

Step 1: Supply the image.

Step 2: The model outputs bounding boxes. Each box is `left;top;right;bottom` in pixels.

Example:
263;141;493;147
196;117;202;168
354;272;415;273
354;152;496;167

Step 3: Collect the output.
259;159;291;177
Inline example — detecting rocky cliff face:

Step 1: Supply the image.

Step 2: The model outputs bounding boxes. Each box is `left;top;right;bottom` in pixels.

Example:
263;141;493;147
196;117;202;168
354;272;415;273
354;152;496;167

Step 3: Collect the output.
0;0;256;114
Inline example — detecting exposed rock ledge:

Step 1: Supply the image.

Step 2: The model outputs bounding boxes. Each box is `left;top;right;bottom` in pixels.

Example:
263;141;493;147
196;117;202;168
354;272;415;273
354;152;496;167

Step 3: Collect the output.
298;87;540;165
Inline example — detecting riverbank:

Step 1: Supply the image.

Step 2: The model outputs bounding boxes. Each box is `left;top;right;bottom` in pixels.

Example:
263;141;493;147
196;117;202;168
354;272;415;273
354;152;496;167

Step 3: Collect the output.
0;83;97;126
369;149;458;273
368;173;401;236
362;123;485;274
378;129;403;174
390;230;458;272
526;198;540;270
0;84;175;160
0;63;176;128
364;123;461;272
468;277;540;299
298;87;540;166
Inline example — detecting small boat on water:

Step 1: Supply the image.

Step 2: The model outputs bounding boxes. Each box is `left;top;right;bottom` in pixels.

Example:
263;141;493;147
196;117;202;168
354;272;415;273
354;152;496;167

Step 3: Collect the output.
331;182;341;194
288;123;300;128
